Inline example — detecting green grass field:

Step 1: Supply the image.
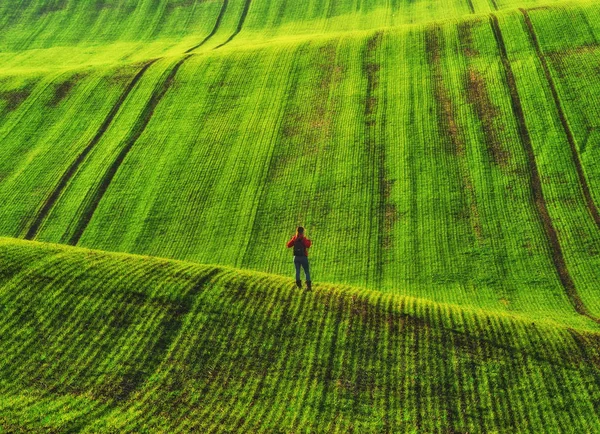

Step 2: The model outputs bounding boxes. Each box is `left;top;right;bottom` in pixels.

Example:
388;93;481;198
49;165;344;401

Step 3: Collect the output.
2;0;600;431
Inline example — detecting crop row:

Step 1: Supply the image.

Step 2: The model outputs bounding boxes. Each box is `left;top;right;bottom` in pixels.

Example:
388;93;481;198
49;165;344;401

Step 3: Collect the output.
1;237;600;432
0;65;144;238
496;8;600;318
1;12;599;324
1;0;585;75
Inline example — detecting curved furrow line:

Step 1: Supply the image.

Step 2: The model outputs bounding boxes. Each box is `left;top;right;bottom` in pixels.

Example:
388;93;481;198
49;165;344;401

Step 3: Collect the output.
520;8;600;230
267;290;318;429
315;294;346;425
447;309;471;430
128;271;258;427
464;311;493;430
0;255;92;384
213;0;253;50
524;328;578;431
201;281;290;432
490;15;600;325
7;255;152;391
74;260;196;400
345;293;372;428
28;265;132;393
175;275;270;429
382;294;400;433
395;298;411;431
111;267;221;403
288;291;333;430
371;294;387;430
233;288;306;431
185;0;230;53
487;315;521;428
23;60;158;241
67;56;191;246
250;290;311;430
410;304;424;430
568;329;600;418
437;305;459;430
360;293;383;422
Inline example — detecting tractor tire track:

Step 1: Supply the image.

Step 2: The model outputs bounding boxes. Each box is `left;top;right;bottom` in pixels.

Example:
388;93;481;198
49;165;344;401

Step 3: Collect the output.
363;32;388;289
67;56;191;246
185;0;229;53
466;0;475;14
213;0;253;50
490;15;600;325
23;60;158;241
520;9;600;230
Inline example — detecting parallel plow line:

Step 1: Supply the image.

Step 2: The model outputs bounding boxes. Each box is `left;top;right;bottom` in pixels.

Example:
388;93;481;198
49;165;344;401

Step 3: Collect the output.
2;238;600;430
67;56;191;246
568;329;600;418
110;267;221;402
490;14;600;325
133;272;262;428
246;290;310;430
363;32;387;289
237;43;304;267
185;0;230;53
230;288;300;431
198;278;290;431
214;0;253;50
23;60;158;241
520;8;600;230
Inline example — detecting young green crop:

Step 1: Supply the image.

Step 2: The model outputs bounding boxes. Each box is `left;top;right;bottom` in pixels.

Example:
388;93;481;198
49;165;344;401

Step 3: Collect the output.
1;237;600;432
0;2;599;322
1;0;600;431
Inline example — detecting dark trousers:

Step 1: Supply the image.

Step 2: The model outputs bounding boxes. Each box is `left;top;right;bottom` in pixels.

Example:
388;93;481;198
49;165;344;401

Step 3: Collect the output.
294;256;311;282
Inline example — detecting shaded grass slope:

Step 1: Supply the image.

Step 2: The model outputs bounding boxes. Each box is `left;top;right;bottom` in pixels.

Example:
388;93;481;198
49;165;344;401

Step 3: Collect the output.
1;237;600;432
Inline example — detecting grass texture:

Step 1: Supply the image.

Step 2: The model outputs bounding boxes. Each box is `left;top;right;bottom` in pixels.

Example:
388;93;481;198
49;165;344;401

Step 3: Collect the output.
1;237;600;432
2;0;600;431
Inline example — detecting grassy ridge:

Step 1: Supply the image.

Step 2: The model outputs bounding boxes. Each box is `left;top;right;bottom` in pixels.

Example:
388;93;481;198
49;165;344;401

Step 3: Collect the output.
2;9;596;309
1;2;600;317
0;0;590;72
1;237;600;432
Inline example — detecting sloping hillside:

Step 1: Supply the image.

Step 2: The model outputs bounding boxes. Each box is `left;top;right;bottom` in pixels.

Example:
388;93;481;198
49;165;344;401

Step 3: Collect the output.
2;0;600;431
2;1;600;309
1;238;600;432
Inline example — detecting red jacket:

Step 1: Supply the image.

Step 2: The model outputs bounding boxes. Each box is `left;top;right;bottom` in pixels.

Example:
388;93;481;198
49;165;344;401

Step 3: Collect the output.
286;235;312;257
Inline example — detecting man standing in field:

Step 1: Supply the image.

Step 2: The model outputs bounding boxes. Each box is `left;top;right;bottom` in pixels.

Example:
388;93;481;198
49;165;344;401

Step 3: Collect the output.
286;226;312;290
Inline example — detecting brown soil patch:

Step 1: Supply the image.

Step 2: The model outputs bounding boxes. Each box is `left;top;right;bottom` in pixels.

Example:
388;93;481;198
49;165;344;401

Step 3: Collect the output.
48;75;84;107
458;20;481;58
465;68;510;167
426;26;465;156
0;88;31;113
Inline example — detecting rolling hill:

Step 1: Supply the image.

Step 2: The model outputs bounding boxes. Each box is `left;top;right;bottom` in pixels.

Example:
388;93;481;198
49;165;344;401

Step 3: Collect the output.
2;0;600;431
2;237;600;432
